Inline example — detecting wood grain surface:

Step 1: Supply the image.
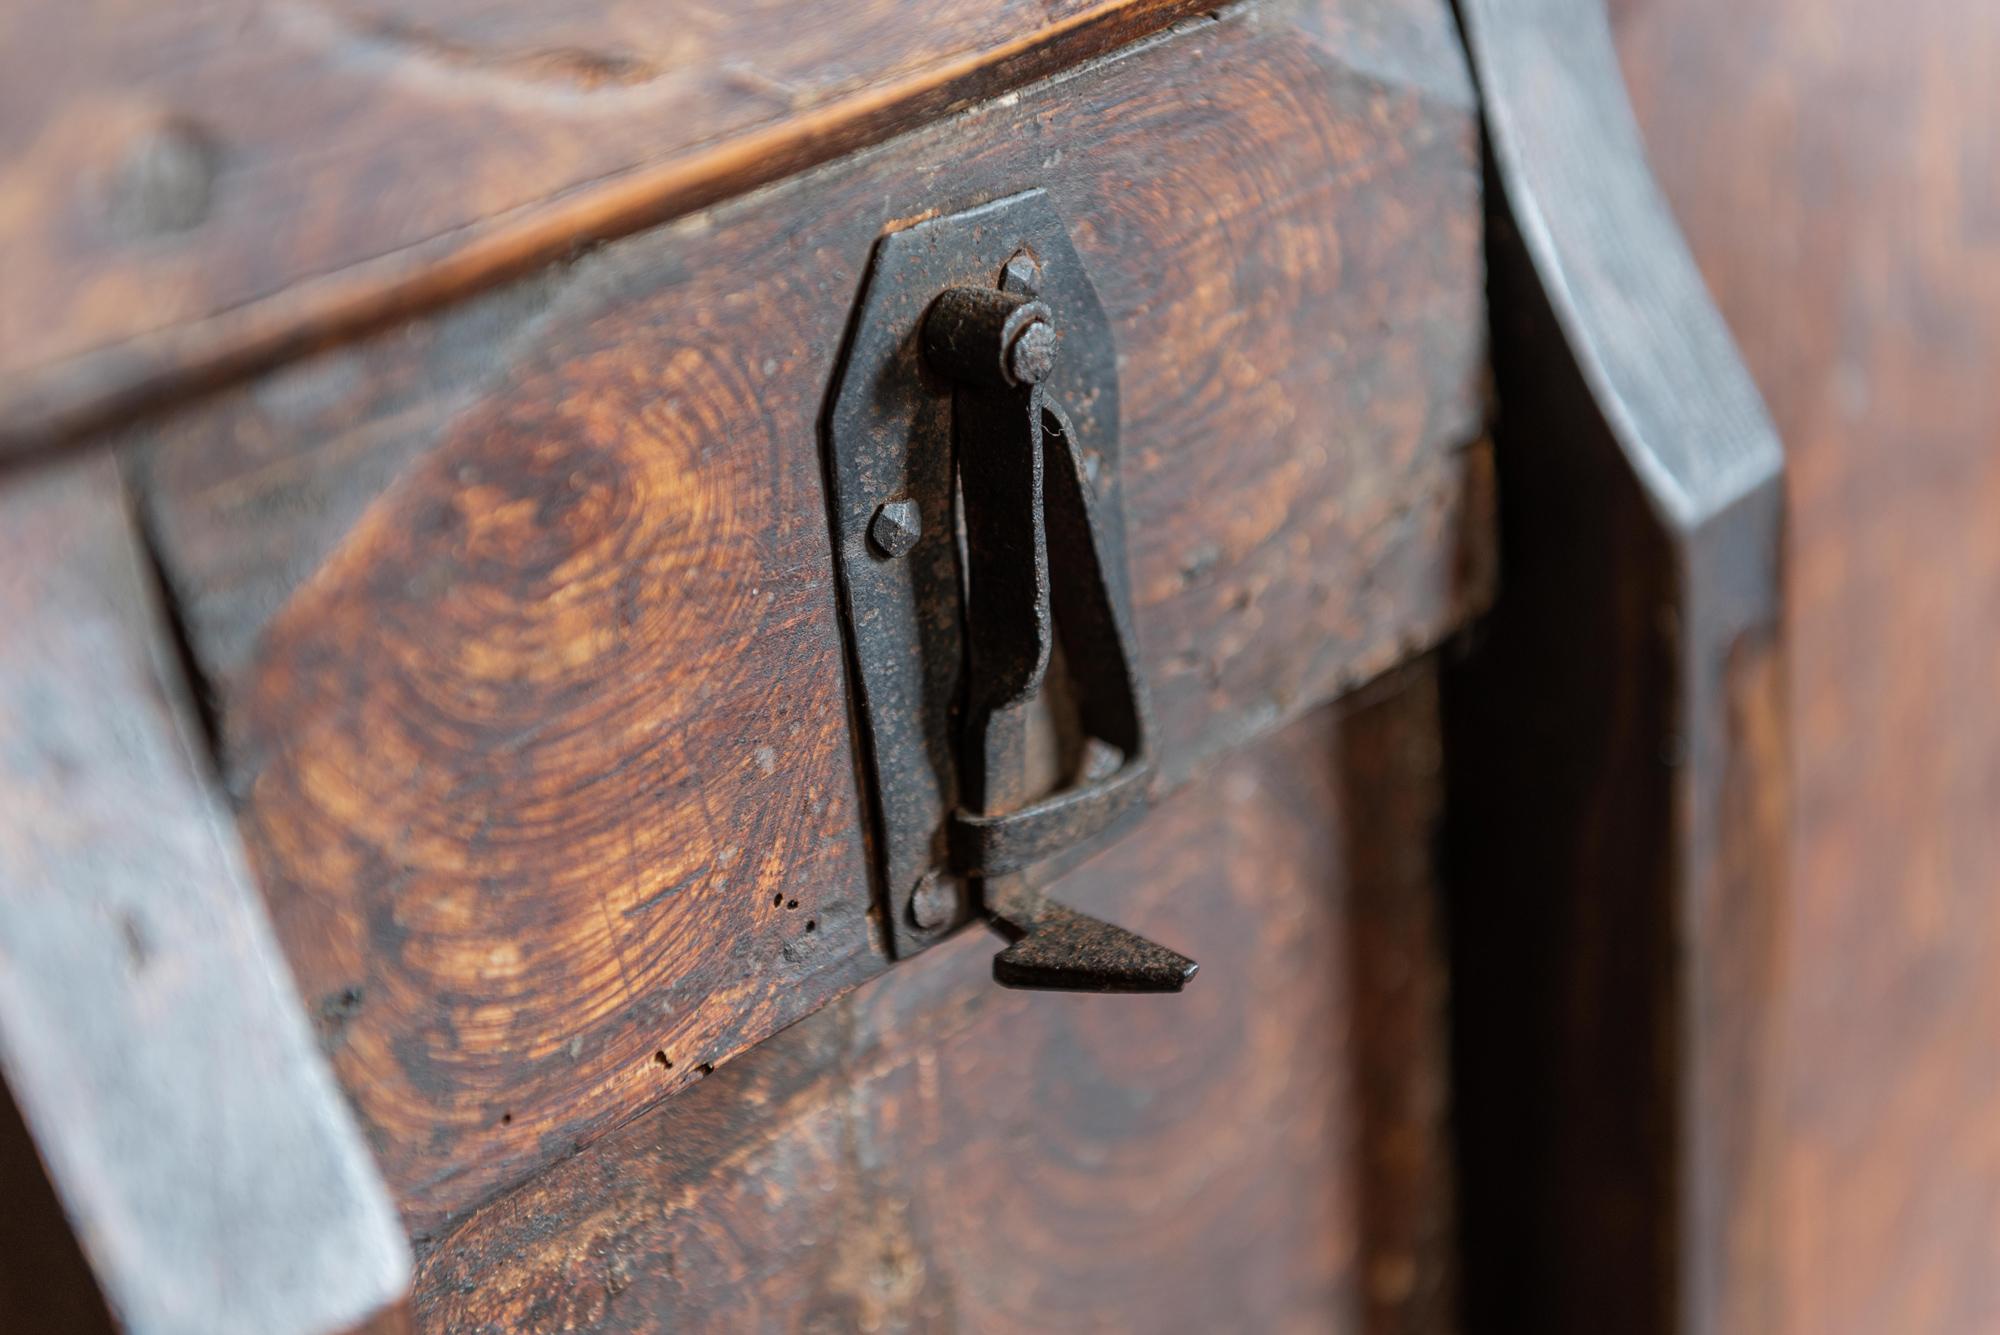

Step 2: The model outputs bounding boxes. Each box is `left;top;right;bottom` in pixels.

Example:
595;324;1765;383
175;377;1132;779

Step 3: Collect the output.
0;455;411;1334
1617;2;2000;1330
123;0;1491;1237
0;0;1210;452
413;678;1458;1333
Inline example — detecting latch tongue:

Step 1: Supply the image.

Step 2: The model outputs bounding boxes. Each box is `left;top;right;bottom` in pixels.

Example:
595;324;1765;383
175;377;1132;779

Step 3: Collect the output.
993;903;1199;993
922;284;1193;994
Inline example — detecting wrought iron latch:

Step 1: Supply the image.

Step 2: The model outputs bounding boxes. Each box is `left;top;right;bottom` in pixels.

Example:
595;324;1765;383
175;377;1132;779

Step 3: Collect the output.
824;190;1195;992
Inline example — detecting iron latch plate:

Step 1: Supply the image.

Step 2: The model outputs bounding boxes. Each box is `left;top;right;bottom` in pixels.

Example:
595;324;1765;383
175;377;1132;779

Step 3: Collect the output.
822;189;1132;960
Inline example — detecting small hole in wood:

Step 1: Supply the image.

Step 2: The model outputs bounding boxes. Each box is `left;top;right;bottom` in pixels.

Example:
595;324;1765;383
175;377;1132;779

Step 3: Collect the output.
654;1050;673;1070
773;892;784;906
500;1112;512;1126
805;920;817;932
785;898;798;910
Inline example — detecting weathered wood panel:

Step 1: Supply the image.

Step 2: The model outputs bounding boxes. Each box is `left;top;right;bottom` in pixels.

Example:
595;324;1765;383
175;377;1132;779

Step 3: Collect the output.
126;0;1490;1235
414;678;1457;1333
0;0;1214;451
1619;1;2000;1329
0;456;410;1334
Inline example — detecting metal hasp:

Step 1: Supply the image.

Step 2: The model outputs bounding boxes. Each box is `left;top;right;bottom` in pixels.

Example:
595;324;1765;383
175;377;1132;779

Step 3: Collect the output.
823;189;1195;992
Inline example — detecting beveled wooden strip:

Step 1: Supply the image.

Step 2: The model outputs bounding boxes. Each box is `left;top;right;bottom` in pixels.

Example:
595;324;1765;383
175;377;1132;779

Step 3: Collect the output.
129;0;1489;1234
0;0;1210;453
414;681;1458;1332
0;455;410;1333
1443;0;1788;1331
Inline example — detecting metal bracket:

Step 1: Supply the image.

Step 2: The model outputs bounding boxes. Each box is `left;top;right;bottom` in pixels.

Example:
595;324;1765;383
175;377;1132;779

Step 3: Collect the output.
823;190;1194;991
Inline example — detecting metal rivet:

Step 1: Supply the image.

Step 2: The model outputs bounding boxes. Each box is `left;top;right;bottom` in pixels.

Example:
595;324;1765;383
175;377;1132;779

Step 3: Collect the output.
909;871;955;930
868;498;922;557
1001;250;1042;297
1007;319;1058;386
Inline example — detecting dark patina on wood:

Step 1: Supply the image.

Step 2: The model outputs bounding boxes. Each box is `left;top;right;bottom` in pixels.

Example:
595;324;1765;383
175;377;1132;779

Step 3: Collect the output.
415;680;1459;1332
124;0;1492;1235
0;0;1220;453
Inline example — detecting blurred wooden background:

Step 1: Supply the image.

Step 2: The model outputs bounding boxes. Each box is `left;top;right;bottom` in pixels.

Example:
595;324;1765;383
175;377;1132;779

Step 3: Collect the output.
1617;2;2000;1329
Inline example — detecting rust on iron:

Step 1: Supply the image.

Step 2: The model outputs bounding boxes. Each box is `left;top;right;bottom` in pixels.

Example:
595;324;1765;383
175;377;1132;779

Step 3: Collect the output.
868;497;922;557
922;287;1055;389
908;871;957;930
822;189;1190;991
1000;248;1043;297
992;902;1197;993
821;189;1126;962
